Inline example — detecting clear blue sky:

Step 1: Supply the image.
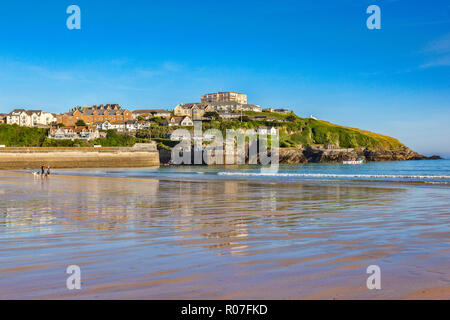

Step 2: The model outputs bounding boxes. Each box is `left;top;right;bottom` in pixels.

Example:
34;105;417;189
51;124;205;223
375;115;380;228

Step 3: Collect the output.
0;0;449;156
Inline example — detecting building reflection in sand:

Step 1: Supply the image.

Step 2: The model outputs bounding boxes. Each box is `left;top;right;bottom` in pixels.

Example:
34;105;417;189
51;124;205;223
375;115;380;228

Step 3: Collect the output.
2;171;448;299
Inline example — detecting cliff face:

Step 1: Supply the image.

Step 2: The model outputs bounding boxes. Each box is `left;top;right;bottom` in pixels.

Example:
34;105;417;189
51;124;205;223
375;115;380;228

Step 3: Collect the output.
278;147;432;164
361;148;427;161
279;148;308;163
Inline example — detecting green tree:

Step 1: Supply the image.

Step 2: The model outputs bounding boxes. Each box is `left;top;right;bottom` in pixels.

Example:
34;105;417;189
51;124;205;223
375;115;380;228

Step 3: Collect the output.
286;114;297;122
204;111;220;120
75;119;87;127
150;117;164;126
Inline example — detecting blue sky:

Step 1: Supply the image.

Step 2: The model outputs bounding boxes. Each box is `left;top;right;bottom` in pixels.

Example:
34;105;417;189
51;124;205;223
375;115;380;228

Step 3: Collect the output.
0;0;449;156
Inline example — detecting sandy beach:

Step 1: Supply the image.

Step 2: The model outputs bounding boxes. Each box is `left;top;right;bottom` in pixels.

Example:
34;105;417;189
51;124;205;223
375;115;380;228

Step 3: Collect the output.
0;170;449;299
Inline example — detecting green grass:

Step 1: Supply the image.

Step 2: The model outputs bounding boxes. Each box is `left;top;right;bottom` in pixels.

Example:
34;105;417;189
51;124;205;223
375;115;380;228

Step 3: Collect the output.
316;120;404;150
0;124;48;147
0;125;147;147
280;119;406;150
243;111;297;121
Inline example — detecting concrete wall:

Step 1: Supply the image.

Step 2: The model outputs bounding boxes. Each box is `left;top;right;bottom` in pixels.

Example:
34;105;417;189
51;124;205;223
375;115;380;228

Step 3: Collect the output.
0;143;159;169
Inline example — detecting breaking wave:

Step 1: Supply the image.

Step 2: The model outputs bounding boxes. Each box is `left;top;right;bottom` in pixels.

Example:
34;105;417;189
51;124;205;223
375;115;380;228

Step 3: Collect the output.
217;172;450;180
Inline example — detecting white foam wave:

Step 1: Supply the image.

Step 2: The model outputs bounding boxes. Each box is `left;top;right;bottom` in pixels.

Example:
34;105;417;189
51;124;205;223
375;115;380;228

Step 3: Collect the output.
217;172;450;180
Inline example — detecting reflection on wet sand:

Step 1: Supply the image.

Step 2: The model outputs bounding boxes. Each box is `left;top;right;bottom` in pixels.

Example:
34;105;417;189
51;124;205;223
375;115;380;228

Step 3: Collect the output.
0;171;449;299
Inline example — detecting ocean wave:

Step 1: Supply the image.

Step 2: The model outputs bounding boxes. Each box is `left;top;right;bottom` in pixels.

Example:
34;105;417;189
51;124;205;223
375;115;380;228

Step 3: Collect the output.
217;172;450;180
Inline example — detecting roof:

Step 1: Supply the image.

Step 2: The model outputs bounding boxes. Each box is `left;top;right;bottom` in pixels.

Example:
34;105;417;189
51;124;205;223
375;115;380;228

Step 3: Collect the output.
202;91;245;96
26;110;43;116
8;109;47;116
51;125;97;131
95;121;125;126
85;104;121;110
178;103;208;109
165;116;192;125
81;109;128;115
65;104;130;115
203;102;259;108
109;121;126;125
9;109;27;115
59;111;75;116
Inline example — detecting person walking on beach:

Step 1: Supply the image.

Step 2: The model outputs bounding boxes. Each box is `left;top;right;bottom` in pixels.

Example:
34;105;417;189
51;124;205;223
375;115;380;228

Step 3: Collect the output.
41;165;45;177
46;166;51;177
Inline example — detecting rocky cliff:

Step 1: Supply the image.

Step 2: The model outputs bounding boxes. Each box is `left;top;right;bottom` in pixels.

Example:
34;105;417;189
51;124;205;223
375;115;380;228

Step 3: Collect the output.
278;147;438;164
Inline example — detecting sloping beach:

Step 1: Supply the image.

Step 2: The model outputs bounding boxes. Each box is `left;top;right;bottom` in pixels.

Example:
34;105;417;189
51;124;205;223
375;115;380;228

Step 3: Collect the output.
0;167;449;299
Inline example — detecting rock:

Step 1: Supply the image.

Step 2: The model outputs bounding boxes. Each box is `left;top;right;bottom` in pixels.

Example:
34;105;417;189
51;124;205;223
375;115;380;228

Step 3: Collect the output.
279;148;307;163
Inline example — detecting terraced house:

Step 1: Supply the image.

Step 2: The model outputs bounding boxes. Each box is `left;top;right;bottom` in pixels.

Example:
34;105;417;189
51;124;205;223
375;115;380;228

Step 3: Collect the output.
163;116;194;127
173;103;215;120
132;109;171;119
6;109;56;127
204;101;262;113
48;125;100;140
57;104;133;126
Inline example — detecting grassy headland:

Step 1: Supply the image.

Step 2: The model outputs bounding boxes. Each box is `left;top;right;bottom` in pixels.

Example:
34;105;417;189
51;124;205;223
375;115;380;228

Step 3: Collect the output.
189;112;406;151
0;113;406;151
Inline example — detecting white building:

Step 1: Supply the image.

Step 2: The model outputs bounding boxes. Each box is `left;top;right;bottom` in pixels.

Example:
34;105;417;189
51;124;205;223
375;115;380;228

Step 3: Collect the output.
274;109;291;114
163;116;194;127
48;126;100;140
217;111;241;120
31;111;56;126
258;127;278;135
6;109;56;127
206;102;262;113
6;109;31;126
125;120;150;131
94;120;126;132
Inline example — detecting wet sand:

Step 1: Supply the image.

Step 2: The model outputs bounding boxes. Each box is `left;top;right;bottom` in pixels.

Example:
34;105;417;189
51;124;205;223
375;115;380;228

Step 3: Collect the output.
0;171;449;299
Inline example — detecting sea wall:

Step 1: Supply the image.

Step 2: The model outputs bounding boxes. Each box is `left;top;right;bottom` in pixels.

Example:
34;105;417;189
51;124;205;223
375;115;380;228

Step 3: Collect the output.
0;143;160;169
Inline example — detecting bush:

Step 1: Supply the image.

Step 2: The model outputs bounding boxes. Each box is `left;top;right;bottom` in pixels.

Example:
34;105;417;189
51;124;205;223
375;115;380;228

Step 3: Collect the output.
41;138;88;147
0;124;48;147
91;130;137;147
204;111;220;120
